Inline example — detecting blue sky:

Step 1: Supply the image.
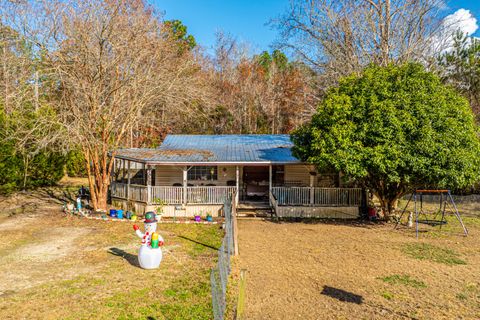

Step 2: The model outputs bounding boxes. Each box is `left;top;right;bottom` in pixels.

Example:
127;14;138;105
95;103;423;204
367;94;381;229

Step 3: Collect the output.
155;0;480;53
155;0;290;52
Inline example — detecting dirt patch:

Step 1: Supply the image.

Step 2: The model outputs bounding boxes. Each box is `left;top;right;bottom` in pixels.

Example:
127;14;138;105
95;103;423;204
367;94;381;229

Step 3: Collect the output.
238;219;480;319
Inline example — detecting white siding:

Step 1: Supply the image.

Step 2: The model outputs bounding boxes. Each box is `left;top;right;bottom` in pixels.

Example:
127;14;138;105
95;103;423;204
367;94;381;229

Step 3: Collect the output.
154;165;241;186
284;165;314;186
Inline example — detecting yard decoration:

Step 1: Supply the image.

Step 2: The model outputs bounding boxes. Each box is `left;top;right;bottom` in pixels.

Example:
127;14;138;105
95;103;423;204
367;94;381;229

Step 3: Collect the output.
395;190;468;238
133;211;164;269
116;209;124;219
291;63;480;220
76;196;82;211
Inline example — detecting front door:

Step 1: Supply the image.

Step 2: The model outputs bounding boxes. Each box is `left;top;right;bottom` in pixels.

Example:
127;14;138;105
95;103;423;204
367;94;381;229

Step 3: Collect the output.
242;166;284;201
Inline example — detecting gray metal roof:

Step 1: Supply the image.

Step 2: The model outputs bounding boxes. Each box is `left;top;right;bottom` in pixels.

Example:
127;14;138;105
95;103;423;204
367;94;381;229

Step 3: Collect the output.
114;134;302;165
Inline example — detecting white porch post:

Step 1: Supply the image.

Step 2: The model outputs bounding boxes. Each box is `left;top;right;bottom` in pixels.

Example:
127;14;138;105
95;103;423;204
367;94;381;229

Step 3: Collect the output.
127;160;131;200
269;165;273;206
309;170;315;205
235;166;240;206
182;166;187;207
146;165;152;205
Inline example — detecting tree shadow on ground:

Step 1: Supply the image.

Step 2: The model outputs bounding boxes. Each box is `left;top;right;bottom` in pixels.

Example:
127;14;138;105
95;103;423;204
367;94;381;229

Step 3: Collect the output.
29;187;76;205
321;286;363;304
177;235;219;251
108;247;140;268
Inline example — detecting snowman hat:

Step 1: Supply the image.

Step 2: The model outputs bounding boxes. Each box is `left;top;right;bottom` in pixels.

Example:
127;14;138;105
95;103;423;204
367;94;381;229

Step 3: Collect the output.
144;211;157;223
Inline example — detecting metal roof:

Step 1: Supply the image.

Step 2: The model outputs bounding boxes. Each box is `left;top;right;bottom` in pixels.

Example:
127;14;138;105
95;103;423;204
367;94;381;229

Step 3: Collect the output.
113;134;302;165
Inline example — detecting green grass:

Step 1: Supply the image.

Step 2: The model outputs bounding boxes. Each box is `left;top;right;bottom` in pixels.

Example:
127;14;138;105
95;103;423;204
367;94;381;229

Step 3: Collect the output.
0;222;222;320
381;291;394;300
378;274;426;288
402;243;467;265
455;283;479;302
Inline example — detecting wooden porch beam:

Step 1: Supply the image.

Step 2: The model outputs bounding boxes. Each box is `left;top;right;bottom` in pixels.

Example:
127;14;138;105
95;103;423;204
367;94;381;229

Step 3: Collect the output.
127;160;131;200
309;168;315;205
235;165;240;206
182;166;187;207
269;165;272;206
146;165;152;205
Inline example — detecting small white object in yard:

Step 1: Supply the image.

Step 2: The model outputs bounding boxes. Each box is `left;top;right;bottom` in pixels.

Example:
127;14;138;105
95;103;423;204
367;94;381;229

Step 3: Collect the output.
407;212;413;228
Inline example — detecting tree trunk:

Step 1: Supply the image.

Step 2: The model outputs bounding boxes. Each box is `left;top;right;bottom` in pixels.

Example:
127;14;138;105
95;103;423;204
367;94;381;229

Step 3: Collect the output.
22;154;29;191
83;148;112;212
378;195;399;221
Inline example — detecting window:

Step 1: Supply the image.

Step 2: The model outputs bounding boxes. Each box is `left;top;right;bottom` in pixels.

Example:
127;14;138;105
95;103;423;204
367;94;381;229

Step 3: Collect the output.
187;166;218;181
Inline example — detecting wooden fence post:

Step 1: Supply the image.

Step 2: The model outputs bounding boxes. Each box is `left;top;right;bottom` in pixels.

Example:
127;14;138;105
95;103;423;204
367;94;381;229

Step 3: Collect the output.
235;269;247;320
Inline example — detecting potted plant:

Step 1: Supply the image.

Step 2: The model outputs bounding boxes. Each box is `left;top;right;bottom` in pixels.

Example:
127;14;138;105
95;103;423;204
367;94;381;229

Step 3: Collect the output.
153;198;166;221
206;212;213;222
194;211;202;222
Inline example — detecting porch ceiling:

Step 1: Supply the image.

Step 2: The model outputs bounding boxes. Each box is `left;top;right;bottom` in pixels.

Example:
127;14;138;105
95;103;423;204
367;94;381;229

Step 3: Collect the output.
112;134;303;165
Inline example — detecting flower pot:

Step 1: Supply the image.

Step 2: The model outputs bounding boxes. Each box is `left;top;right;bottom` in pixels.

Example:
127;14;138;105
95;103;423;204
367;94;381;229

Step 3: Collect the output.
194;215;201;222
206;215;213;222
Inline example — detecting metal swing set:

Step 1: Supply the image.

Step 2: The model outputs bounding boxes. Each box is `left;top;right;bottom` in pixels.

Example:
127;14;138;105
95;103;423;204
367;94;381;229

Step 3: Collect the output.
394;189;468;238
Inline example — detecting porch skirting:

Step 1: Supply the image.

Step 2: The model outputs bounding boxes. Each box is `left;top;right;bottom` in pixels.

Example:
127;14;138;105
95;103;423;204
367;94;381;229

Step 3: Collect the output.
274;206;359;219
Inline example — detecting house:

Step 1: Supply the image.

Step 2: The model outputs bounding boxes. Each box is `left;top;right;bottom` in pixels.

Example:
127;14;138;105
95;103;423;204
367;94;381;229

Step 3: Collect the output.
110;134;363;218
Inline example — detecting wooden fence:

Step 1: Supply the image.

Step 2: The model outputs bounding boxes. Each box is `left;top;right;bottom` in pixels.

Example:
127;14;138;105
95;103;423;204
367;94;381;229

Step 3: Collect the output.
272;187;363;207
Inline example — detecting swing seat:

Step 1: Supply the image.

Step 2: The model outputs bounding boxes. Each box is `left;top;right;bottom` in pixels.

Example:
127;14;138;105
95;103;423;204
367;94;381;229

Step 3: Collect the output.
417;219;447;226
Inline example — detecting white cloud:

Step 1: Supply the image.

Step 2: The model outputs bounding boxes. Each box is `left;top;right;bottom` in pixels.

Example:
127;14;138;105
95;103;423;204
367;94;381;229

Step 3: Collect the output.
431;8;478;53
443;8;478;36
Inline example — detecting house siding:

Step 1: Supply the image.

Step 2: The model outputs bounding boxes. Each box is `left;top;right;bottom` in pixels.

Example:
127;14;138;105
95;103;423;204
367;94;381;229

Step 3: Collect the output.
284;165;315;186
154;165;241;186
154;164;328;187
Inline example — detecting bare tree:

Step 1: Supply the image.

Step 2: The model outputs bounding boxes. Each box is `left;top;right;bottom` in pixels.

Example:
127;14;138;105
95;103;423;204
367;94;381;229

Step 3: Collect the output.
209;32;316;134
273;0;445;88
4;0;209;210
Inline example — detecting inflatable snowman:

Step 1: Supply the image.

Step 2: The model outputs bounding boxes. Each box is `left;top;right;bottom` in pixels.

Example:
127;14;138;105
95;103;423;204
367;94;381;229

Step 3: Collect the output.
133;212;164;269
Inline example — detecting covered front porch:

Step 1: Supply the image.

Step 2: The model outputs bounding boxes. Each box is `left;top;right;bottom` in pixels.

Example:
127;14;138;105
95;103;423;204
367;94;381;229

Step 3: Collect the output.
110;160;363;218
110;134;364;218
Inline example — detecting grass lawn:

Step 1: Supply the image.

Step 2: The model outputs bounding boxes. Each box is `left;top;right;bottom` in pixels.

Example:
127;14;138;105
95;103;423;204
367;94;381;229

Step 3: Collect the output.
0;188;222;320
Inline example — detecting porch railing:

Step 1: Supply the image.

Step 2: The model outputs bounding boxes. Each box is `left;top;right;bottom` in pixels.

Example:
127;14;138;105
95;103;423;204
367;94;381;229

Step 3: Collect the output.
187;186;236;204
130;184;148;202
151;186;183;204
111;183;362;207
110;182;236;205
111;182;127;199
272;187;363;207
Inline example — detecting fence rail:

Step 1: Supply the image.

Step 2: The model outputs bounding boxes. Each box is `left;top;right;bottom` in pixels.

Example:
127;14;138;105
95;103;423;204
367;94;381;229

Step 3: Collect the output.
272;187;363;206
211;195;237;320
